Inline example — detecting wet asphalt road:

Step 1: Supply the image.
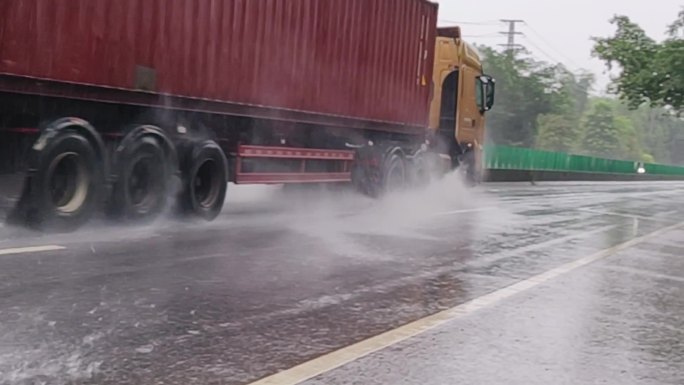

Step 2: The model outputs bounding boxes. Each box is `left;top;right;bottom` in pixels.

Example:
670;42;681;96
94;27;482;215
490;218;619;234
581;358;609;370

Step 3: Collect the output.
0;178;683;385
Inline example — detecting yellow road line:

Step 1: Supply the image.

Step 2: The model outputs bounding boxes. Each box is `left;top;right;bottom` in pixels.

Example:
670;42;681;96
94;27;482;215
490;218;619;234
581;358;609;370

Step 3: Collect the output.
247;221;684;385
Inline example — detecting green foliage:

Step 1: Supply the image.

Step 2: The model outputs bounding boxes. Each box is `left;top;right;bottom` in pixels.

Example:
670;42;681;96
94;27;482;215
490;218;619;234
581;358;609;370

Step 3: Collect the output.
477;11;684;165
592;12;684;112
573;99;682;163
641;153;655;163
479;47;592;148
478;46;554;147
580;102;623;159
536;114;578;152
604;99;684;164
613;116;640;159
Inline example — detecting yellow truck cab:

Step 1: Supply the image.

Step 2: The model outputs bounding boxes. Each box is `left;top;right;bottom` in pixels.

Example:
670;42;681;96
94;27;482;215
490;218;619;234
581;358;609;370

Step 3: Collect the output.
428;27;495;180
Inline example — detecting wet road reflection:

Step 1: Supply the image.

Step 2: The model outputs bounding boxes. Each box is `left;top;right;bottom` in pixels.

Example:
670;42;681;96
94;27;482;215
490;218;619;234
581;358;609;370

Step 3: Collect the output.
301;236;684;385
0;180;682;385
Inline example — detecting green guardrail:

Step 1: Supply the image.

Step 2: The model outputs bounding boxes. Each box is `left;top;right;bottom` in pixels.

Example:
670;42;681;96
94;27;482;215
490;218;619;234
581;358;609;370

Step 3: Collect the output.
483;145;684;176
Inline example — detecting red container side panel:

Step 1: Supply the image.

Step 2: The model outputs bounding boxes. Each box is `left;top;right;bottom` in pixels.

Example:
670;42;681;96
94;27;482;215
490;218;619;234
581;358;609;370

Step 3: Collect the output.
0;0;438;129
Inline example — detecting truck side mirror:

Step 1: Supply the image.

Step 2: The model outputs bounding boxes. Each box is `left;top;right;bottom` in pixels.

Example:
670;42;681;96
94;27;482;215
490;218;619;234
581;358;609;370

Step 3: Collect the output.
484;75;495;111
477;75;495;113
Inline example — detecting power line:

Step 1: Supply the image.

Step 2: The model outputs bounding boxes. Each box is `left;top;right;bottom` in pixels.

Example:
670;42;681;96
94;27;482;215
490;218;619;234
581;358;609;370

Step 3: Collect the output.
475;18;593;94
462;33;502;38
446;17;592;92
499;19;525;53
438;19;500;26
522;22;583;69
519;36;593;95
520;35;577;71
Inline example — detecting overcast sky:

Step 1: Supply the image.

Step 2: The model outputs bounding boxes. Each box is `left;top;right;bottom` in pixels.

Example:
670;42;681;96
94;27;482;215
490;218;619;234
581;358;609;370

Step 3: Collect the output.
434;0;682;93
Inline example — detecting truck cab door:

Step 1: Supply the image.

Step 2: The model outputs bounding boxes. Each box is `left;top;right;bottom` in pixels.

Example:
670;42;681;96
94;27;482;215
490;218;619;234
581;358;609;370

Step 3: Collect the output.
456;66;484;148
438;70;459;135
434;69;461;168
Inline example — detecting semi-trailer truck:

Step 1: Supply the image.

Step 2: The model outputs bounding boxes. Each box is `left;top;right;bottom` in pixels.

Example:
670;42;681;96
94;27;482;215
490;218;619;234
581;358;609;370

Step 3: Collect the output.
0;0;495;231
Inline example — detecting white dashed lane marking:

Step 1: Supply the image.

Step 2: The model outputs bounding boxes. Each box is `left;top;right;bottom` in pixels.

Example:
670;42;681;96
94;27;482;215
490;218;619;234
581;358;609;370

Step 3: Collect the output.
0;245;66;257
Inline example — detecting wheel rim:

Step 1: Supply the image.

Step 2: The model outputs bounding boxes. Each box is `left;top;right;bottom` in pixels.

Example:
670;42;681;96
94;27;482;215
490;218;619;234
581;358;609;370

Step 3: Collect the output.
48;152;89;214
127;155;158;209
193;159;221;209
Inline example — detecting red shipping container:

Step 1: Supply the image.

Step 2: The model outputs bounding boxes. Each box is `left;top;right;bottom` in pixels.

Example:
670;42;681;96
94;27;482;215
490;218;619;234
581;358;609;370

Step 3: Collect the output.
0;0;438;130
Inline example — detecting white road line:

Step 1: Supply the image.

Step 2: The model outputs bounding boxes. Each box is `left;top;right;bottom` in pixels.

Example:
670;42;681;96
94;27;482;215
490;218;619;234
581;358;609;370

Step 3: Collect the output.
597;265;684;284
0;245;66;256
635;239;684;250
247;221;684;385
577;208;678;223
433;207;497;216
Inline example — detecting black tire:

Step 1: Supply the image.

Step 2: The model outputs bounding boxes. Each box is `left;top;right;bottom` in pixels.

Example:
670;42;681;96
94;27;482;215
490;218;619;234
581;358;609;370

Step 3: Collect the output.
383;152;407;193
109;136;168;220
351;149;381;198
179;141;228;221
352;167;379;198
460;150;479;186
353;149;406;197
409;155;431;188
26;131;102;231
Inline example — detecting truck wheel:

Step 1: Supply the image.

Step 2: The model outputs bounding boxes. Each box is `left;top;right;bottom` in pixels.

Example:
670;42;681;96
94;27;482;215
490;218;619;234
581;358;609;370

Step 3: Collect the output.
383;152;407;193
460;150;479;186
353;149;406;197
110;136;168;220
351;149;381;198
179;141;228;221
27;132;101;230
353;166;383;198
409;155;431;188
